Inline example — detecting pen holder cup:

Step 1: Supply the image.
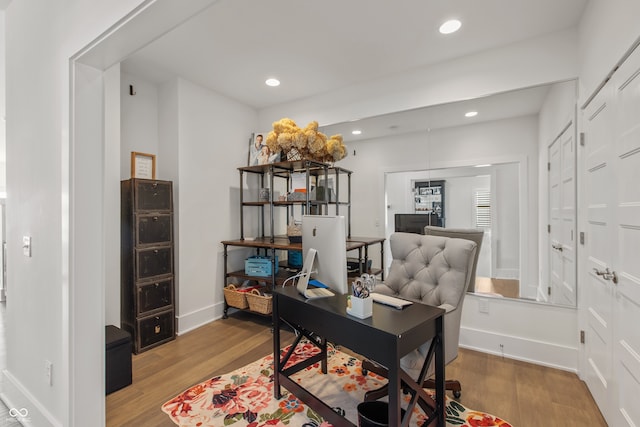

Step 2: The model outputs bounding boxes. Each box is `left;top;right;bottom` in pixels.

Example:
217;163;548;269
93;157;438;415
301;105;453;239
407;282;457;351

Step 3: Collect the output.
347;296;373;319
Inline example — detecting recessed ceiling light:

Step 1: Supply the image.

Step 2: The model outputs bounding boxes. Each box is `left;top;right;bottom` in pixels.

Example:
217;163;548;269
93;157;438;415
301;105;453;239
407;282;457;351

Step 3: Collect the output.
352;130;362;135
439;19;461;34
265;78;280;87
465;111;478;118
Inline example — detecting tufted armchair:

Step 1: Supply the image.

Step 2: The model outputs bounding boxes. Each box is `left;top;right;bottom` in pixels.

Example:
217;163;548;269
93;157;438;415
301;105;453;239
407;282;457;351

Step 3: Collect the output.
362;232;477;401
423;226;484;293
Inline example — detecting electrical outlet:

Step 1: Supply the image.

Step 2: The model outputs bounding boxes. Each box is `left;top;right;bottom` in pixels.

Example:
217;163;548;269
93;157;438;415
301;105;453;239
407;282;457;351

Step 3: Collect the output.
45;360;53;386
478;299;489;314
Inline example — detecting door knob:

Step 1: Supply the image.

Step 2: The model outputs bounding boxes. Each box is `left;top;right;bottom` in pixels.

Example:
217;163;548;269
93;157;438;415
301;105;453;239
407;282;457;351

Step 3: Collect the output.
552;243;563;251
592;267;618;284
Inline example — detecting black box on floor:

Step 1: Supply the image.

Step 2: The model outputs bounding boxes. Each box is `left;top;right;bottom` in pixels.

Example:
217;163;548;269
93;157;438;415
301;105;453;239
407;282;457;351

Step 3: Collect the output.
106;325;132;394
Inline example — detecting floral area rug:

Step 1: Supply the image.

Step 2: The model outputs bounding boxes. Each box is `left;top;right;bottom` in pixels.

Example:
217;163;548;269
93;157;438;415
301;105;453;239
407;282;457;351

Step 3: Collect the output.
162;341;512;427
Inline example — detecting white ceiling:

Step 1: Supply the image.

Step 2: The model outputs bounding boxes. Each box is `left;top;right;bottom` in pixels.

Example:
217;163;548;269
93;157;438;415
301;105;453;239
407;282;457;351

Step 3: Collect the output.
122;0;588;110
320;83;555;142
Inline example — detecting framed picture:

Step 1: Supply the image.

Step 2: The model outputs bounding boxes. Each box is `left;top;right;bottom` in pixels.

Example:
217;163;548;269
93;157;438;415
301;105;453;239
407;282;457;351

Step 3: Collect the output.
248;132;280;166
131;151;156;179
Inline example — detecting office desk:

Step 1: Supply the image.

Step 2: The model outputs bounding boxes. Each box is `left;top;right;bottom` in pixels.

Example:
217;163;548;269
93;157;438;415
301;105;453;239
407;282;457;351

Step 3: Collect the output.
272;287;445;427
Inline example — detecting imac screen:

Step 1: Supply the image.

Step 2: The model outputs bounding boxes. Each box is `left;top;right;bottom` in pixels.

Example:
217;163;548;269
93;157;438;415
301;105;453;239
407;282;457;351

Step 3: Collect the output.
302;215;348;295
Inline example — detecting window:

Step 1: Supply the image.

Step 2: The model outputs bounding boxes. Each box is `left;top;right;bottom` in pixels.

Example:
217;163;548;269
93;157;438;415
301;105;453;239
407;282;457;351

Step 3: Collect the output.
474;189;491;228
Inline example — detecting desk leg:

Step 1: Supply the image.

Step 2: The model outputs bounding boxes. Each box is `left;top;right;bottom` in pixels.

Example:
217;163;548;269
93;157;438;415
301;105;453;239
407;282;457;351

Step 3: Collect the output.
387;357;402;427
380;241;385;281
321;337;328;374
273;295;282;399
435;315;445;427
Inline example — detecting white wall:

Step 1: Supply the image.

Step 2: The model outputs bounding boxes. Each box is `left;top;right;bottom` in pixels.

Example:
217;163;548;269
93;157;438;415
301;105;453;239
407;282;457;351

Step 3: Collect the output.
578;0;640;101
0;11;6;193
173;77;257;334
3;1;216;426
120;72;160;179
104;64;121;327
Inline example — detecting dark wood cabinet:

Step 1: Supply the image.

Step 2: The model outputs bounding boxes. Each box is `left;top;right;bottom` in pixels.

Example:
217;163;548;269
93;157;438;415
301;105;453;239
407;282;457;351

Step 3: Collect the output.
121;178;175;353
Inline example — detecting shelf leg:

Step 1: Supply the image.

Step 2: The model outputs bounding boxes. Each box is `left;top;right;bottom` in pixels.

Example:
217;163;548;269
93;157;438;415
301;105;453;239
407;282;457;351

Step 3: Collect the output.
223;244;229;319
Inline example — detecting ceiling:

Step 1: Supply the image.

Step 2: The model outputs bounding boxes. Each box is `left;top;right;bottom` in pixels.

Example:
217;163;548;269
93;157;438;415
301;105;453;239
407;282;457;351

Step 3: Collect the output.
121;0;588;111
319;83;555;142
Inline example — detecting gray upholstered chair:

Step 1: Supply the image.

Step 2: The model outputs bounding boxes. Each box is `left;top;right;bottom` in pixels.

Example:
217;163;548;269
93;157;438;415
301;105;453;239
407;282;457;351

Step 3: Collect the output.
424;226;484;293
362;232;477;401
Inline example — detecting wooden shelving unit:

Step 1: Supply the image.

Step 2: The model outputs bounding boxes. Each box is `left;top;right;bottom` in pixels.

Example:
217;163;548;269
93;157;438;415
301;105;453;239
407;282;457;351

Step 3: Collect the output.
222;160;384;318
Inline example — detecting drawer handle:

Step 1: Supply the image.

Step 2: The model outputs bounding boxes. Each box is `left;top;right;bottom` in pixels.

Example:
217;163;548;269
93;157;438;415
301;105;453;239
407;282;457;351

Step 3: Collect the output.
152;183;158;188
153;216;159;221
154;325;161;334
155;283;159;287
153;192;158;197
154;249;159;254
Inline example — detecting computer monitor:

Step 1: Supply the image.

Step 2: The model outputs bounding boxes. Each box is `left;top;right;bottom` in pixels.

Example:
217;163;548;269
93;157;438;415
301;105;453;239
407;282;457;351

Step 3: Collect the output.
394;213;442;234
302;215;348;295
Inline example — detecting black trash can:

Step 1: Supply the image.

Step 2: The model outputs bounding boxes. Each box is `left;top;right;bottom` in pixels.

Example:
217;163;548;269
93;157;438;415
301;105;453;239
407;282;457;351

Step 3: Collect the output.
105;325;132;394
357;401;404;427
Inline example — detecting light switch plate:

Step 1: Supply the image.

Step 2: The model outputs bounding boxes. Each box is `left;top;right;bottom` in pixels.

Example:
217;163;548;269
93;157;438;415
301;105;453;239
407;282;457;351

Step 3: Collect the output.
23;236;32;257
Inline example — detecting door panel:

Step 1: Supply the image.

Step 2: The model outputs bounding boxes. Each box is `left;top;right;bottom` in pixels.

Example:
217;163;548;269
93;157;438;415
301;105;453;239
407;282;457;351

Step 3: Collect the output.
583;83;615;422
612;45;640;427
560;126;576;305
549;139;561;303
548;122;577;306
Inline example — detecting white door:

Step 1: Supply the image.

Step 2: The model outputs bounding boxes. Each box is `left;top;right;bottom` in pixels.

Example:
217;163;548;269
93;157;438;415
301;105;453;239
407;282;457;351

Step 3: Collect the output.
610;45;640;427
582;80;616;423
548;121;577;306
582;44;640;426
549;137;562;304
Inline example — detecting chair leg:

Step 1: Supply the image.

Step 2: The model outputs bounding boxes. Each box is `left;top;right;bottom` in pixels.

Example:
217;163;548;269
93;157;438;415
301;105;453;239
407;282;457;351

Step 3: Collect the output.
361;359;388;377
362;359;463;400
423;378;462;398
363;383;390;402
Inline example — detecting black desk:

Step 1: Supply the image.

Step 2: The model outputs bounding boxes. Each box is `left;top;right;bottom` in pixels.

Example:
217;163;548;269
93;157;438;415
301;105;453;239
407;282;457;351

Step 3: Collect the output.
272;287;445;427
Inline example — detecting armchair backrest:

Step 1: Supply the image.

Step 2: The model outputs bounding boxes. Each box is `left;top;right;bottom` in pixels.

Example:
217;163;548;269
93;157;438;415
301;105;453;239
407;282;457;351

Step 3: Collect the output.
423;226;484;293
375;232;477;366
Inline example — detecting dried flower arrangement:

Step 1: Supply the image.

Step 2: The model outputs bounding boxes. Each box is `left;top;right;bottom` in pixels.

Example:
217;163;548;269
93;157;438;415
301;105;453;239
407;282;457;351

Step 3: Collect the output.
265;118;347;163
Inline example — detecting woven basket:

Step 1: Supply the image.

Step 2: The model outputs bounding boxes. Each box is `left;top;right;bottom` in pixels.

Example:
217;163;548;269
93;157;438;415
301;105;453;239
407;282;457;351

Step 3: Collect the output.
223;284;249;309
246;289;273;315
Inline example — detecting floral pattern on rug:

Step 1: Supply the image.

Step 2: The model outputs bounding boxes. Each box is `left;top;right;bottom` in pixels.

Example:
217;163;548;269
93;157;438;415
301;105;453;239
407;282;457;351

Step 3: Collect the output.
162;341;512;427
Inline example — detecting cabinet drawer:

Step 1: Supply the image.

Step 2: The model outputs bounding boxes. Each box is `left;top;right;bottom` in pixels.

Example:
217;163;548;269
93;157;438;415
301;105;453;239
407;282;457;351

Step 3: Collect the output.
135;247;173;280
137;278;173;315
134;180;173;212
137;310;174;351
136;214;173;245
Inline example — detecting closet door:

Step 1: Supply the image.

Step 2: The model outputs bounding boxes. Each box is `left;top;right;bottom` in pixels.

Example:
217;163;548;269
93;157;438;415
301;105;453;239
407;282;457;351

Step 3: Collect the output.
582;79;616;423
610;45;640;427
582;44;640;426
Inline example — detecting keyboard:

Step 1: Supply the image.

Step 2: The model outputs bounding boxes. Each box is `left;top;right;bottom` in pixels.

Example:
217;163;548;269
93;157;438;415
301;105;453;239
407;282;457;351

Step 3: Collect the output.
371;293;413;309
304;287;335;299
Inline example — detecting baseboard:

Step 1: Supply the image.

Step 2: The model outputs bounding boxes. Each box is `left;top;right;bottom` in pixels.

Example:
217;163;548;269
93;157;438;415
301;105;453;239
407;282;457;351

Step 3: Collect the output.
459;326;578;373
1;369;61;427
176;302;224;335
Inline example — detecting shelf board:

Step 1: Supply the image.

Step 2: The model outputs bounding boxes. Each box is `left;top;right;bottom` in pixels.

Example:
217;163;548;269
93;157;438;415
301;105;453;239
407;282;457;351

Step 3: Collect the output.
226;267;299;286
238;160;353;175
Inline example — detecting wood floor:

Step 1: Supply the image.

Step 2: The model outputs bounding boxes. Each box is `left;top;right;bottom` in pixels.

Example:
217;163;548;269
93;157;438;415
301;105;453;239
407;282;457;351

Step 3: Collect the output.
106;311;607;427
475;277;520;299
